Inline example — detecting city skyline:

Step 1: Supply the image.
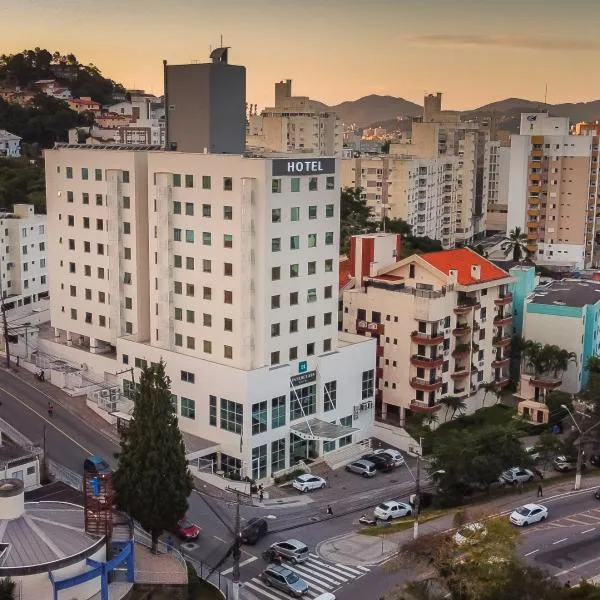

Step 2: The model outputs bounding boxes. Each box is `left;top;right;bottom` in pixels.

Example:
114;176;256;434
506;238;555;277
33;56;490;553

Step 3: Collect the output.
2;0;600;109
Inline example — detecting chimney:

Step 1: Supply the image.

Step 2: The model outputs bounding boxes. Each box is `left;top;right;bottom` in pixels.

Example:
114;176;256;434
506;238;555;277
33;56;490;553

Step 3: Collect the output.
471;265;481;281
448;269;458;286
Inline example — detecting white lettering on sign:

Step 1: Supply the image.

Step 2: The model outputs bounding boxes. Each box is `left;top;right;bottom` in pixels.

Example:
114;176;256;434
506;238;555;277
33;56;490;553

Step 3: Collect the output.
286;160;324;174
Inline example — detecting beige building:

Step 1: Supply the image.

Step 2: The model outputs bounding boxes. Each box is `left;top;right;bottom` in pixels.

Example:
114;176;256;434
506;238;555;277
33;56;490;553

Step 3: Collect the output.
484;141;510;232
507;113;600;269
248;80;342;155
343;237;514;425
340;153;460;248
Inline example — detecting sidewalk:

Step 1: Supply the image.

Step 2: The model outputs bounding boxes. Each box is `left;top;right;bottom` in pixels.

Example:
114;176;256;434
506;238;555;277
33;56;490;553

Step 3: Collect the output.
317;473;600;566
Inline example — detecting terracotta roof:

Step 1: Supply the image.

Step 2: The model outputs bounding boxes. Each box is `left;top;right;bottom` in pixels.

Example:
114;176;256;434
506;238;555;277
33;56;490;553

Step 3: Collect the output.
71;98;100;106
339;256;352;290
419;248;509;285
373;274;403;282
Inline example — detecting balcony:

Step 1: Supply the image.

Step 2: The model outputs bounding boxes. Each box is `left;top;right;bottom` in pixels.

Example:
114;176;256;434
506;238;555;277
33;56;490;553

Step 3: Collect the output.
410;354;444;368
494;377;510;388
410;400;442;414
494;293;512;306
527;232;538;240
493;313;513;327
531;149;544;159
530;376;562;390
529;197;540;205
527;243;538;253
410;377;443;392
411;331;444;345
528;209;539;217
452;325;471;337
452;343;471;357
528;184;541;193
451;367;469;380
493;335;512;347
492;356;511;368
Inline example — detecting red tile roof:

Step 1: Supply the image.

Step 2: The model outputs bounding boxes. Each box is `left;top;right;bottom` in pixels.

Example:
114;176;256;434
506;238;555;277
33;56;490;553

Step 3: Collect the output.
419;248;509;285
339;256;353;290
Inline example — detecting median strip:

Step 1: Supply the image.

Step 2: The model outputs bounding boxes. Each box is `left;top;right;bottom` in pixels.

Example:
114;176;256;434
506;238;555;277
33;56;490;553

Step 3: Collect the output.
359;509;447;536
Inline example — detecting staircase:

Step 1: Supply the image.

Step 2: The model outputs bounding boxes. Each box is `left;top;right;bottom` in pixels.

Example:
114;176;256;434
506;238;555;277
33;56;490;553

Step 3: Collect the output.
322;439;372;470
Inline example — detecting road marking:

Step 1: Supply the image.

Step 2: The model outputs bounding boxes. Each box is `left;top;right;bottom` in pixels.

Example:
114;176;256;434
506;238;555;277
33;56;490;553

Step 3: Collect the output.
0;383;92;454
564;517;594;525
325;562;367;577
286;565;331;591
524;549;539;557
292;562;342;585
306;560;349;581
553;538;568;545
244;580;285;600
555;555;600;578
222;555;257;575
581;528;596;534
213;535;227;543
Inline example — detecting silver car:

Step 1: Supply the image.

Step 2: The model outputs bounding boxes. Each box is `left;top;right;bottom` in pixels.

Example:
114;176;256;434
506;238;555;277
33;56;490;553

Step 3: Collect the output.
267;539;309;563
345;459;376;477
261;564;309;597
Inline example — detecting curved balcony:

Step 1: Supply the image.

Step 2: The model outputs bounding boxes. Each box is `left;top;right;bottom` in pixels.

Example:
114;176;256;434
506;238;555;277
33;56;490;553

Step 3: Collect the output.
451;368;469;380
410;400;442;414
454;304;474;315
410;377;443;392
494;293;513;306
493;314;513;327
452;344;471;358
410;355;444;368
492;356;511;368
530;376;562;390
493;335;512;347
494;377;510;388
411;331;444;345
452;326;471;337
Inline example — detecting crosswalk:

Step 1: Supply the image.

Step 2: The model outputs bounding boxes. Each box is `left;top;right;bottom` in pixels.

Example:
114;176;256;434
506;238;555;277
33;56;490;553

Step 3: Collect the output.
243;553;370;600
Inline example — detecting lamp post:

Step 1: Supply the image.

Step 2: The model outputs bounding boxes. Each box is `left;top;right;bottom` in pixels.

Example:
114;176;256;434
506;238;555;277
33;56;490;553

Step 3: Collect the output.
561;404;584;490
413;437;422;540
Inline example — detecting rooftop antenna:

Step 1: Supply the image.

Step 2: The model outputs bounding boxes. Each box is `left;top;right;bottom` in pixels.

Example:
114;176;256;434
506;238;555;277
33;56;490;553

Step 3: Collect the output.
544;83;548;107
220;34;223;48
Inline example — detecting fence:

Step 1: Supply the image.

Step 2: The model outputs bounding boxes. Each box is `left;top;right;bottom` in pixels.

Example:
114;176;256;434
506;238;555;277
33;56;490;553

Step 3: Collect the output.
48;459;83;491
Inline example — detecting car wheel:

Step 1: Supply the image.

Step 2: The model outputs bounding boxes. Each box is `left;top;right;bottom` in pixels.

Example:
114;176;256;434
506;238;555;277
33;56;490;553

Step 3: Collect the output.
528;476;533;482
541;515;546;521
302;487;308;493
321;483;326;489
264;578;271;587
523;520;529;527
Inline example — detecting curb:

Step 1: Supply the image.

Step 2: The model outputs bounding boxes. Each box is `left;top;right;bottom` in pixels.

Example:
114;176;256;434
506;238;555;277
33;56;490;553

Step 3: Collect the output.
315;532;397;567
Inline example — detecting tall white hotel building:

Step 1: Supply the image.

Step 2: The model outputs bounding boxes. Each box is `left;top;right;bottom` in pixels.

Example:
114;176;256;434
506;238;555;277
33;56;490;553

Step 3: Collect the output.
44;146;375;480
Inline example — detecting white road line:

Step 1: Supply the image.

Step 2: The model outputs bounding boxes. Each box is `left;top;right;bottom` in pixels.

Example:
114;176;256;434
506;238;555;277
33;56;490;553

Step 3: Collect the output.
307;560;353;579
564;517;594;525
292;563;342;585
524;549;539;557
222;555;257;575
286;566;331;592
305;561;349;582
335;563;368;575
244;580;287;600
213;535;227;543
354;565;371;573
555;555;600;578
553;538;568;545
581;528;596;534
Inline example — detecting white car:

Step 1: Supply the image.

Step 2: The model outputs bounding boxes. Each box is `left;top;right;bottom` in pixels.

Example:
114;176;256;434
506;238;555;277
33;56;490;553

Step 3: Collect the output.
373;500;412;521
292;474;327;492
525;446;541;462
509;503;548;527
374;448;405;467
453;522;486;546
499;467;534;485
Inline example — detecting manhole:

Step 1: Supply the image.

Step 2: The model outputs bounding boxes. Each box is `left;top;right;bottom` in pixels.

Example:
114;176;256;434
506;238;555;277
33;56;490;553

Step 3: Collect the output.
182;542;199;551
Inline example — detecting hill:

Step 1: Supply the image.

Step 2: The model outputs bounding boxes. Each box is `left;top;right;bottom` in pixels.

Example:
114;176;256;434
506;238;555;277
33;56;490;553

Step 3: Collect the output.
324;94;422;127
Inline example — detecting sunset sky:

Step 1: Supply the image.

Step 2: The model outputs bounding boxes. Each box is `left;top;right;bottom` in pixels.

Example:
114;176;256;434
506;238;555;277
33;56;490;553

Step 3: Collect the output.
2;0;599;109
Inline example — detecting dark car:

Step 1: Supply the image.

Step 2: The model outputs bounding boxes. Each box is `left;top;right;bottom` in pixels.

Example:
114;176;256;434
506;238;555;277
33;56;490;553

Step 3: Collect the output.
362;453;394;472
83;455;111;474
590;455;600;467
595;488;600;500
241;517;268;545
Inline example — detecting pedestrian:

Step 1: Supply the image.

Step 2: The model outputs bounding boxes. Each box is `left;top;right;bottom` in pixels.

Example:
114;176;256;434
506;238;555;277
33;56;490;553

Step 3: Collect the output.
166;535;173;553
47;402;54;417
537;484;543;498
518;481;523;494
565;581;571;588
259;489;264;502
327;504;333;516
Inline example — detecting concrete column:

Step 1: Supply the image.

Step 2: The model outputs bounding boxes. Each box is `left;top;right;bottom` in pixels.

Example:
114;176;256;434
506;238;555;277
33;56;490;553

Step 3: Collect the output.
90;338;98;354
66;332;73;347
400;406;406;428
381;402;388;420
54;328;60;343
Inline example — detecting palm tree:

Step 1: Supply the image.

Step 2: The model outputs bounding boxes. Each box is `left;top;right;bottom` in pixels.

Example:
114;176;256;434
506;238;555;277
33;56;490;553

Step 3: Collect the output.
439;396;467;420
503;227;531;262
481;381;497;408
548;346;577;378
425;412;439;429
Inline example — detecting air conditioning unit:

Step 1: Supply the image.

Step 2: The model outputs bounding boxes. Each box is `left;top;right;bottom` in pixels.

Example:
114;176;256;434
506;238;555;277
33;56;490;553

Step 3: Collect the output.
478;361;484;367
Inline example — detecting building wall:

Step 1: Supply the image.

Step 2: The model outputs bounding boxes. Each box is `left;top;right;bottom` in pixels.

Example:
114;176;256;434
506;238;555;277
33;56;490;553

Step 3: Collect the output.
508;265;537;335
484;142;510;232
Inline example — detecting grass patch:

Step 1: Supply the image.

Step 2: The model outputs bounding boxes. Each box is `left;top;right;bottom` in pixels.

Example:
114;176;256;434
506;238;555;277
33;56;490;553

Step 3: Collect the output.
359;509;447;536
273;468;306;485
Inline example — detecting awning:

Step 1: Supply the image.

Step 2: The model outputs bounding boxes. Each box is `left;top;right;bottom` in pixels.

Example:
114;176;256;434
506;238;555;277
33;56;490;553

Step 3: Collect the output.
290;418;359;442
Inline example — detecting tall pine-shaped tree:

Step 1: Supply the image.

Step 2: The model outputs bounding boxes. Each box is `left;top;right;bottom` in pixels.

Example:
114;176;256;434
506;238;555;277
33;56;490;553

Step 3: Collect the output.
114;361;192;552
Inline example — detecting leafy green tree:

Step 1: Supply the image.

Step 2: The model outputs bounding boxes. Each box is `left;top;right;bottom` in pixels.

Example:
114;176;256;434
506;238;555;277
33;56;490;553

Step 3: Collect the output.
439;396;466;421
381;140;391;153
503;227;531;262
533;430;565;469
339;186;376;254
0;578;15;600
0;158;46;213
114;361;193;553
545;391;573;427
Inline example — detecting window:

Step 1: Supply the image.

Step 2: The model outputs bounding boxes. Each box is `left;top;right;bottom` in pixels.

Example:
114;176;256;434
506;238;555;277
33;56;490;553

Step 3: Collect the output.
272;179;282;193
185;202;194;216
122;170;130;183
290;264;299;278
186;310;195;323
202;232;211;245
307;288;317;303
96;219;104;231
271;323;280;337
203;340;212;354
323;338;332;352
175;333;183;346
97;243;104;255
224;262;233;276
174;281;182;294
271;439;286;473
175;308;183;321
181;397;196;419
71;308;77;320
224;318;233;331
307;261;316;275
326;176;335;190
339;415;353;447
84;265;91;276
308;233;317;248
271;295;280;309
186;283;195;297
174;255;182;268
290;291;299;306
224;234;233;248
290;207;300;221
252;401;268;435
291;178;300;193
82;193;89;205
307;315;316;329
70;285;77;297
272;396;286;428
290;384;316;420
224;290;233;304
185;230;194;243
68;215;75;227
95;168;102;181
325;232;334;245
66;166;73;179
203;313;212;327
99;315;106;327
202;175;211;189
68;239;75;250
181;370;195;383
67;191;74;203
224;345;233;359
271;351;280;365
123;354;129;365
203;286;212;300
252;445;267;480
209;395;217;426
272;208;281;223
324;312;332;326
202;204;211;217
326;204;334;218
307;342;315;356
324;381;337;411
324;285;333;299
187;336;195;349
69;262;76;273
272;238;281;252
220;398;243;434
185;174;194;188
325;259;333;272
123;222;131;235
173;174;181;187
186;257;194;270
83;217;90;229
362;369;375;399
124;247;132;260
174;228;182;241
290;319;298;333
309;176;318;191
289;347;298;360
96;194;103;206
290;235;300;250
272;266;281;281
203;259;211;273
97;267;105;279
223;177;233;191
125;297;132;309
223;206;232;220
308;206;317;219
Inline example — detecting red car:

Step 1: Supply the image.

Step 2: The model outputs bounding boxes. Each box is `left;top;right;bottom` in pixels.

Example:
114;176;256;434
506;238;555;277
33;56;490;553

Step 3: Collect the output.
173;518;200;541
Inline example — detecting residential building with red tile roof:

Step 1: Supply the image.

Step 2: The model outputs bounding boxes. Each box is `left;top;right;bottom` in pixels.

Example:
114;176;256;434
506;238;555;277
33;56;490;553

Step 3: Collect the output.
68;97;101;115
342;236;514;430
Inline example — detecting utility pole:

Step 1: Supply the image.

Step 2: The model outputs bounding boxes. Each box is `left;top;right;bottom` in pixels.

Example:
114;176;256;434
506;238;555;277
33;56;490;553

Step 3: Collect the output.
562;404;600;490
0;276;10;368
232;490;242;600
413;437;422;540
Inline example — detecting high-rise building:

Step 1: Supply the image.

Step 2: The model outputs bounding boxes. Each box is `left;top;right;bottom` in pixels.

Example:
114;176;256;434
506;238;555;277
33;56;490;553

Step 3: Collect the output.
44;146;375;480
506;113;600;269
483;141;510;233
164;48;246;154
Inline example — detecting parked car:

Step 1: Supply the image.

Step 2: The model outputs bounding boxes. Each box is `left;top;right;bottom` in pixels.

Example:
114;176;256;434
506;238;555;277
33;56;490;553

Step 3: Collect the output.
292;474;327;493
264;539;309;563
453;522;486;546
361;453;394;472
594;488;600;500
590;455;600;467
499;467;534;485
173;518;200;541
241;517;268;545
525;446;541;462
553;455;585;472
83;455;111;473
509;503;548;527
374;448;405;467
261;564;309;597
345;459;377;477
373;501;412;521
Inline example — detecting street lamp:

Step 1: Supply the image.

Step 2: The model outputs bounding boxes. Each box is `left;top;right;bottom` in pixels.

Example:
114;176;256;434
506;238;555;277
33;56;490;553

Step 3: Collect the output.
562;404;584;490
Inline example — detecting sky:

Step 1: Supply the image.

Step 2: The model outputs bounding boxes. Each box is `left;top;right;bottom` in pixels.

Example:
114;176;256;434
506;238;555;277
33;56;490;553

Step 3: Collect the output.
1;0;600;109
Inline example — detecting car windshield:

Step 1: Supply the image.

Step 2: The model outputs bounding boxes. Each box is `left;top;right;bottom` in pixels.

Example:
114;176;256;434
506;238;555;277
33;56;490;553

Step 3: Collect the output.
516;507;531;516
285;573;300;584
378;503;390;510
179;520;193;529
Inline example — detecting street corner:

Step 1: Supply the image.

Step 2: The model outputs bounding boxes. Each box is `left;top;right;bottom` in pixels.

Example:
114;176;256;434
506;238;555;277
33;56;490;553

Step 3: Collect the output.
316;531;398;567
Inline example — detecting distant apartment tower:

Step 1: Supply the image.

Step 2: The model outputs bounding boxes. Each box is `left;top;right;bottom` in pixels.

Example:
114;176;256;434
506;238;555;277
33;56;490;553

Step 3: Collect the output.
0;204;48;314
248;80;342;156
340;153;460;248
483;141;510;232
507;113;600;269
164;48;246;153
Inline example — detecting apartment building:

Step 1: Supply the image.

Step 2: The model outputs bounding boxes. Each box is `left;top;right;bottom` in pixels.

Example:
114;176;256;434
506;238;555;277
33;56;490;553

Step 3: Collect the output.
249;80;342;156
44;146;375;480
342;237;513;425
340;154;460;248
507;113;600;269
484;141;510;233
0;130;21;158
0;204;48;315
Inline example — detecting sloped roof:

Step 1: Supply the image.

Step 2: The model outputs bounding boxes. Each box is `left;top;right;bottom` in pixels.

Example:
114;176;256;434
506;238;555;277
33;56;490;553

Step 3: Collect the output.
419;248;509;285
339;256;352;290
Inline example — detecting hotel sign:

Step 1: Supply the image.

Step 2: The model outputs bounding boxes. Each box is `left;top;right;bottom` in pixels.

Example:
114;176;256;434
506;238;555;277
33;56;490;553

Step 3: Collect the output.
290;371;316;387
272;158;335;177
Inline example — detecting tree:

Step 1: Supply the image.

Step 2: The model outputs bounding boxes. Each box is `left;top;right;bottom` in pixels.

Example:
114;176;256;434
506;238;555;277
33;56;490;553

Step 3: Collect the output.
503;227;531;262
339;186;376;254
533;430;565;469
381;140;391;153
439;396;466;421
545;391;573;427
481;382;497;408
0;578;15;600
113;361;193;553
